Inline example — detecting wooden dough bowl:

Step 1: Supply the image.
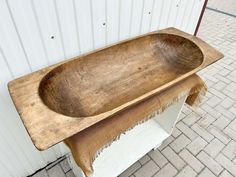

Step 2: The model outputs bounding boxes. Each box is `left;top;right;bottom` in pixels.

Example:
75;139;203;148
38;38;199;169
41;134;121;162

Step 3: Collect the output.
8;28;223;150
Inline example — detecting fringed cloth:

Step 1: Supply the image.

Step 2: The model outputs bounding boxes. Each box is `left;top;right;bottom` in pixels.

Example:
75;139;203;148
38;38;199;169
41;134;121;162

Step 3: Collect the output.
64;74;207;177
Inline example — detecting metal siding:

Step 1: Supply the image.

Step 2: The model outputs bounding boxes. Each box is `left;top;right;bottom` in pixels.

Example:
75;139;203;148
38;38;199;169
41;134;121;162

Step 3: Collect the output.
0;0;204;176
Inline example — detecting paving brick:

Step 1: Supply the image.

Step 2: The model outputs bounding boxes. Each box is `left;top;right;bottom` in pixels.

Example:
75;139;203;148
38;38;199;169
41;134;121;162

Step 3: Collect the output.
206;96;222;107
219;68;230;76
171;127;181;138
214;75;231;85
191;107;207;117
176;121;198;140
229;69;236;76
197;151;223;175
187;136;208;155
228;119;236;132
47;165;66;177
170;134;191;153
220;63;234;71
60;159;71;173
207;67;219;76
201;104;221;119
222;140;236;160
197;114;216;128
183;112;201;126
153;163;177;177
214;81;227;90
179;149;204;173
212;116;230;130
65;170;75;177
134;161;159;177
181;105;192;116
225;82;236;92
204;138;225;158
233;157;236;164
222;89;236;102
175;166;197;177
162;146;186;170
221;98;234;109
178;112;187;121
119;161;141;177
229;107;236;116
158;136;174;151
198;168;216;177
216;153;236;176
204;74;218;83
228;74;236;81
148;149;168;168
138;154;150;165
219;170;234;177
209;87;227;99
191;124;214;142
215;105;235;120
223;127;236;141
208;126;231;144
203;78;217;86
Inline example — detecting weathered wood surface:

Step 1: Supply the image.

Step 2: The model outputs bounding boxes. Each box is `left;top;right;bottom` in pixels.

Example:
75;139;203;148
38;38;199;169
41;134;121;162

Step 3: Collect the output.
8;28;223;150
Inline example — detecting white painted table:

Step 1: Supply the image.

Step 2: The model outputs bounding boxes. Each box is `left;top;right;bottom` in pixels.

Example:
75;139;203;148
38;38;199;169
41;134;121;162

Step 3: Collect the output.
67;96;187;177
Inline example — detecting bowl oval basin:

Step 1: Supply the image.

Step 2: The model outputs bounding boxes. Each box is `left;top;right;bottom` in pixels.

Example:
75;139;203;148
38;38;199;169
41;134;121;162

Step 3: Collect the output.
8;28;224;150
39;33;203;118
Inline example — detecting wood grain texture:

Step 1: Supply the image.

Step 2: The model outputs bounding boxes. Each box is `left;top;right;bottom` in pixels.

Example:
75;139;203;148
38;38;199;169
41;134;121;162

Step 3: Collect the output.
39;33;202;117
8;28;223;150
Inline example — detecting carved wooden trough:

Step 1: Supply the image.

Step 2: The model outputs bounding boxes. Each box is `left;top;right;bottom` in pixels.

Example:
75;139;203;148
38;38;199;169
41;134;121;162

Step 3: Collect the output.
8;28;223;150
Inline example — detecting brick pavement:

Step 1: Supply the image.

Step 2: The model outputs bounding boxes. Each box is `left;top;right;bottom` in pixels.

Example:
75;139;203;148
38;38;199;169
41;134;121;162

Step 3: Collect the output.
32;2;236;177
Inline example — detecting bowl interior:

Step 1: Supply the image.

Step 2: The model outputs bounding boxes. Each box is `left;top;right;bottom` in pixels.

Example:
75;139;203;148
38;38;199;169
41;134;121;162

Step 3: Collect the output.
39;33;203;117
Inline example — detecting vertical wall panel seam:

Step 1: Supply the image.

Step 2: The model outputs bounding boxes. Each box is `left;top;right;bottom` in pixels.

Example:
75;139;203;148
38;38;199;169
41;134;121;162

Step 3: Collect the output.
53;0;66;59
0;47;14;78
166;1;173;26
174;0;181;26
0;51;29;171
0;129;28;174
105;0;108;44
1;0;42;168
185;0;196;31
0;93;34;173
186;0;196;29
129;0;134;36
157;0;164;29
30;0;50;66
72;0;81;54
5;0;32;72
0;159;12;176
89;0;95;49
139;0;145;34
2;1;46;169
149;0;155;31
180;0;189;28
189;0;201;32
118;0;121;40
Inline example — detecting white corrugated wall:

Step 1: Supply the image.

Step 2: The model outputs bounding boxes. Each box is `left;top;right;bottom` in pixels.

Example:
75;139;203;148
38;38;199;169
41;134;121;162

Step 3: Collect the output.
0;0;205;176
